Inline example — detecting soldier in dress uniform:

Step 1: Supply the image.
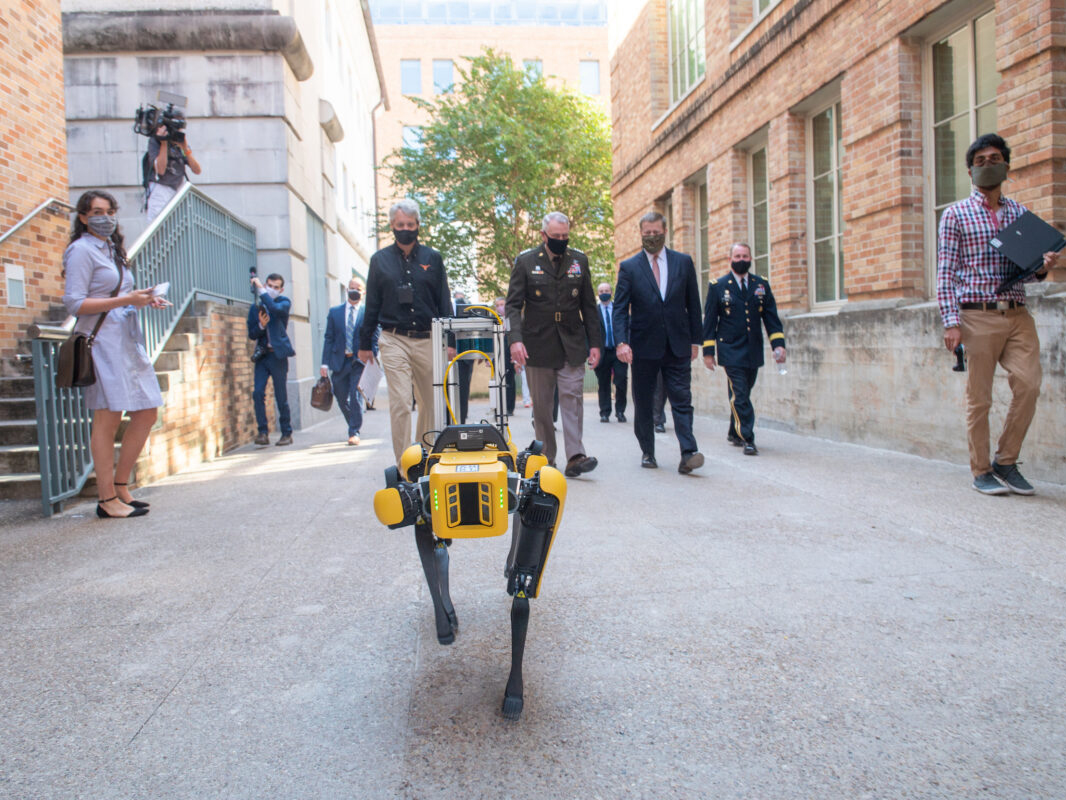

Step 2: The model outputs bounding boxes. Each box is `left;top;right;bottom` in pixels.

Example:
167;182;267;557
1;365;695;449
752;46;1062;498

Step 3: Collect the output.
702;243;786;455
505;211;602;476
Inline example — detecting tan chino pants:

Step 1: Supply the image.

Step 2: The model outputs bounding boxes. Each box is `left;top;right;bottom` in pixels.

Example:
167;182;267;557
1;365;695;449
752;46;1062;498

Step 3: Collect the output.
378;331;435;464
525;363;586;466
959;307;1041;476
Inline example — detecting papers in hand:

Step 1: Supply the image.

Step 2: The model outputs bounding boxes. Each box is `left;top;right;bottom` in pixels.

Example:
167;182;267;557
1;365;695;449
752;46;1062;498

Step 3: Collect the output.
358;360;383;405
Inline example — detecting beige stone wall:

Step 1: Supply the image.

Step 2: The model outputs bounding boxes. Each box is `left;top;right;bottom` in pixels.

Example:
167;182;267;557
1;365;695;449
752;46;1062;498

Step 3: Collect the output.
0;0;69;369
611;0;1066;481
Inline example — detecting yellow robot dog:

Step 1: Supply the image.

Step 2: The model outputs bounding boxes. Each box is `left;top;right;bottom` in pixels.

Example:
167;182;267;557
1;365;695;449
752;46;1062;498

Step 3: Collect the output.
372;305;566;720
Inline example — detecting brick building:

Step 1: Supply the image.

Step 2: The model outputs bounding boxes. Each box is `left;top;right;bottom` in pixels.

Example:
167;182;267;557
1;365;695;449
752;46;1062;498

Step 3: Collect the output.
0;0;69;371
610;0;1066;482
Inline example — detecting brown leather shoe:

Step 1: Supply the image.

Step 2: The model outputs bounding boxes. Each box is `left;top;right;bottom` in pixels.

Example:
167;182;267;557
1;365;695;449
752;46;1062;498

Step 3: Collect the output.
564;454;598;477
254;433;269;446
276;434;293;446
347;434;361;446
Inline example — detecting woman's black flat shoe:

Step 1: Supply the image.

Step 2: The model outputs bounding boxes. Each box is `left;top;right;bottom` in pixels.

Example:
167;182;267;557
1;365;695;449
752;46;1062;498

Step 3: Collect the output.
96;496;149;519
114;482;149;509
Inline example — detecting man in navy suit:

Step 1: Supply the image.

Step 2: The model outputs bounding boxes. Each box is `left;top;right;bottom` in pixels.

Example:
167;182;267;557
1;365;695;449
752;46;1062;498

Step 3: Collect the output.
321;278;377;445
613;212;704;473
248;272;295;446
594;281;627;423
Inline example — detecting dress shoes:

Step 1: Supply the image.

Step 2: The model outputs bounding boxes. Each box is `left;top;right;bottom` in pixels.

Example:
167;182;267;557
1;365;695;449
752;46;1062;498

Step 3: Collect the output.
564;454;598;477
600;414;610;423
654;423;666;434
727;432;744;447
347;434;361;446
254;433;269;446
678;451;704;474
276;434;293;446
616;412;626;423
641;453;657;469
743;442;758;456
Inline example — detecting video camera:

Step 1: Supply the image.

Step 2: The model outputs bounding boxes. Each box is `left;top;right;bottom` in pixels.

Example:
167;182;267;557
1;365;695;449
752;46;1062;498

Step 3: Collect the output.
134;90;188;145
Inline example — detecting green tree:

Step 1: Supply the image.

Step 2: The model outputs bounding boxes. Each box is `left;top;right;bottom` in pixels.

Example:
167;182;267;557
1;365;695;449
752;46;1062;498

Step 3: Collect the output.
383;50;614;299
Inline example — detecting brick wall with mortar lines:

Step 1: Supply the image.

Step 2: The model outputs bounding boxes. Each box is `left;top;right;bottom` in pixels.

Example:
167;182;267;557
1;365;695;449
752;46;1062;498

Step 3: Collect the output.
612;1;1064;302
0;0;69;369
130;301;273;486
611;0;1066;481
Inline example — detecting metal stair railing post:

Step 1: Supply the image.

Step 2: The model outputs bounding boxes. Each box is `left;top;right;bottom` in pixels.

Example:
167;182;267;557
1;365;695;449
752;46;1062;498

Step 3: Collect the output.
29;184;257;515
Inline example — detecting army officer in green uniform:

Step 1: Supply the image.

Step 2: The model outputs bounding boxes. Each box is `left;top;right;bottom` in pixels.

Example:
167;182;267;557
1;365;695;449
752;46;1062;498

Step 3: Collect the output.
506;211;602;477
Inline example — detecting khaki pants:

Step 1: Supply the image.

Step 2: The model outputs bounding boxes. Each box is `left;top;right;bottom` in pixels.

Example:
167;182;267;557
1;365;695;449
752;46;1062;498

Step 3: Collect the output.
959;307;1041;476
525;363;586;466
378;331;435;464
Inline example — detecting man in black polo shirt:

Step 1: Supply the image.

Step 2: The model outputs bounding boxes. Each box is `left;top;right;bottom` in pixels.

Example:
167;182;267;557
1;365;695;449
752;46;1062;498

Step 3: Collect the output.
359;199;454;464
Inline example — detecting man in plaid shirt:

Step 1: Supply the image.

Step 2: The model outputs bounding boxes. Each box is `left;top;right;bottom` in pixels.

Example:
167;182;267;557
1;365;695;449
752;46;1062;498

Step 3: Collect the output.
937;133;1059;495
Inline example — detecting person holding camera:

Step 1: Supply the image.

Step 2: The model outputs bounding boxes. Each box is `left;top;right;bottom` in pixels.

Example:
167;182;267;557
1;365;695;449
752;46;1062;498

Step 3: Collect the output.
248;273;294;447
358;199;455;465
63;190;170;519
145;121;201;222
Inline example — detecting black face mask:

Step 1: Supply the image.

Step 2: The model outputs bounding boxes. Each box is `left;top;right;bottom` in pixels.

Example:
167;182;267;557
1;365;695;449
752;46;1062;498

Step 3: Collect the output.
348;290;361;302
545;236;568;256
394;228;418;246
599;293;611;303
732;259;751;275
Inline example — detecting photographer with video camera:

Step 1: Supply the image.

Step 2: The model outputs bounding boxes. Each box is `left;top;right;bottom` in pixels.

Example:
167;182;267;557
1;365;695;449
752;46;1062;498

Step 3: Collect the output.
145;115;200;222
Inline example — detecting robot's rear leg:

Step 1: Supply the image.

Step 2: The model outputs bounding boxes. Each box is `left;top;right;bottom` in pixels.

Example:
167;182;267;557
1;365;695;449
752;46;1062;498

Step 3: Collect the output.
502;595;530;720
414;522;457;645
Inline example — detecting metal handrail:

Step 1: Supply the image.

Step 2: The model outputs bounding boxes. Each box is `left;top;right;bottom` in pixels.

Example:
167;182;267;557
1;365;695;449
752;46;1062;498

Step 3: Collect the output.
0;197;75;248
29;184;257;516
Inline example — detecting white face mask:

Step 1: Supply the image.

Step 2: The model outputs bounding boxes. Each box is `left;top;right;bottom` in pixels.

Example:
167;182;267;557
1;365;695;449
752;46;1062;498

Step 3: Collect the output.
263;286;281;299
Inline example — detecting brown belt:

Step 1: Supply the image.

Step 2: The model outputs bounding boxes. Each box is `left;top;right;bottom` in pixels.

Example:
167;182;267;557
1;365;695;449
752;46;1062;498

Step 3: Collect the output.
959;301;1022;311
381;326;430;339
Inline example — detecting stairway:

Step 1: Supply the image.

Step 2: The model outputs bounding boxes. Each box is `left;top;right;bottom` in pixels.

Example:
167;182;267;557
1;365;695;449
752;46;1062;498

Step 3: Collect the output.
0;302;210;503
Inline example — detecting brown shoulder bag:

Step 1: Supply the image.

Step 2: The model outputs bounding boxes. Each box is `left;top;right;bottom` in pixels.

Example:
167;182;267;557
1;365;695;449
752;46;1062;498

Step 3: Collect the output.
56;261;124;390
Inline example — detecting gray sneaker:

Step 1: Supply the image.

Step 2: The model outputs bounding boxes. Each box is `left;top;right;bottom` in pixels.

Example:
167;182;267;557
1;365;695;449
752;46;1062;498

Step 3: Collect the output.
972;471;1009;495
992;460;1035;495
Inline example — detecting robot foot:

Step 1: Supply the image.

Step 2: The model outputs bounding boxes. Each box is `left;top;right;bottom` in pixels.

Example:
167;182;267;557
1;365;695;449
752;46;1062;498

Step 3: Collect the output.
446;609;459;635
501;693;524;721
436;609;459;645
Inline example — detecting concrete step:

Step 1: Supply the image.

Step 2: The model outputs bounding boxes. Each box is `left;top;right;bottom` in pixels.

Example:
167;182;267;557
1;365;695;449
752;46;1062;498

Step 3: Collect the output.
163;332;194;352
0;473;41;501
157;372;172;394
0;376;34;398
0;420;37;446
174;315;206;336
155;352;181;372
0;444;39;474
0;398;35;421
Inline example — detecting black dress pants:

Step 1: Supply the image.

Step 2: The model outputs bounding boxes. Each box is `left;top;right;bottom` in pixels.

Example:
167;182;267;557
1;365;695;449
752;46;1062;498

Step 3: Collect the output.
631;353;698;458
594;346;628;417
652;373;667;426
724;366;759;443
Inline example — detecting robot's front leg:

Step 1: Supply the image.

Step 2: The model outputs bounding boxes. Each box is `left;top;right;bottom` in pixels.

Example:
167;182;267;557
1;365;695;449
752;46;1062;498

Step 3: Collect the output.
502;595;529;720
502;466;567;720
414;521;457;645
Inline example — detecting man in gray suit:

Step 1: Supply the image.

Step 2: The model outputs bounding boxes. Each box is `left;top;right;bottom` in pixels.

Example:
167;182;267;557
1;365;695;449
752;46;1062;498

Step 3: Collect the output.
505;212;602;477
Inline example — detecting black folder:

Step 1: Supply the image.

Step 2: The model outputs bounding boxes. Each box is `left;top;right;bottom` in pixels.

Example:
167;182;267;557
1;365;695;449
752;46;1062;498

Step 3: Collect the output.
990;211;1065;293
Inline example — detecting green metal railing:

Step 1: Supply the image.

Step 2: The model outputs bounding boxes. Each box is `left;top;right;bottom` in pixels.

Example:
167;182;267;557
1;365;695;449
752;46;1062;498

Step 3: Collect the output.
30;183;257;515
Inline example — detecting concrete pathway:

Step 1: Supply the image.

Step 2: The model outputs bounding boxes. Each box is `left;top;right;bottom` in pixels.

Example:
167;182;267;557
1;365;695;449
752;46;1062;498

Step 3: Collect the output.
2;395;1065;799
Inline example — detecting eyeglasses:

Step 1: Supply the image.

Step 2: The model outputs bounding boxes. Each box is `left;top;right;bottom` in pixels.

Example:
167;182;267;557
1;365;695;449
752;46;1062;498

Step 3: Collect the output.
972;155;1005;167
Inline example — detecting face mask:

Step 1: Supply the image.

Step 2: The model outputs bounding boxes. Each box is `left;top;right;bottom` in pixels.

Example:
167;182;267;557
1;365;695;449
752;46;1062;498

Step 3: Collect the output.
599;293;611;303
732;259;751;275
394;228;418;246
86;214;117;238
642;233;666;254
545;236;568;256
971;162;1008;189
347;290;361;302
263;286;281;299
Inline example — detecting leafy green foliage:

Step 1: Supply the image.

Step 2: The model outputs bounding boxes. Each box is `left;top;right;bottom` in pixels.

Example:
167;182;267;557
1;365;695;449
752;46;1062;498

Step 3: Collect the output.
383;50;614;299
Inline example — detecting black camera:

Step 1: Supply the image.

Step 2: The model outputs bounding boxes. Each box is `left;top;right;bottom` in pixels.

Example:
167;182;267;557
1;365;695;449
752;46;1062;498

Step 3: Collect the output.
134;90;188;144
